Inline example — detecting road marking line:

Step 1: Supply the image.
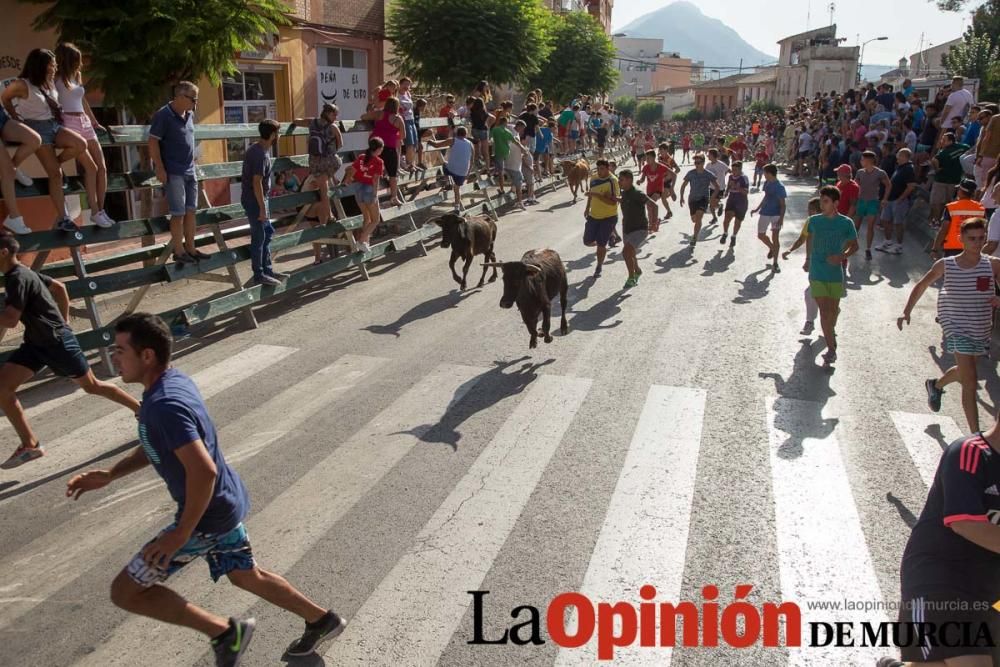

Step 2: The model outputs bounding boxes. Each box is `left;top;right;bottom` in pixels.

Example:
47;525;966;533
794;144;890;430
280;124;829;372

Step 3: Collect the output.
554;385;705;666
0;344;296;488
323;373;591;665
78;363;486;666
766;397;888;665
0;354;384;631
889;411;963;489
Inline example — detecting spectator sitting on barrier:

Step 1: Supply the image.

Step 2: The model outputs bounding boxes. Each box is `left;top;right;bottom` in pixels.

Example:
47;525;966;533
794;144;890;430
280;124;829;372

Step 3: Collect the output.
241;119;286;287
373;79;397;113
344;136;385;254
55;42;117;229
1;48;97;234
0;106;40;235
283;169;301;193
362;96;404;207
426;126;473;211
0;231;141;469
468;97;493;171
290;103;343;230
148;80;209;264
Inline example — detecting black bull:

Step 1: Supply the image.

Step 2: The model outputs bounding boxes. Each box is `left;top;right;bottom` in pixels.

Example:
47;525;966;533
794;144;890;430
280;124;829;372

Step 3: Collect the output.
485;249;569;349
434;211;498;290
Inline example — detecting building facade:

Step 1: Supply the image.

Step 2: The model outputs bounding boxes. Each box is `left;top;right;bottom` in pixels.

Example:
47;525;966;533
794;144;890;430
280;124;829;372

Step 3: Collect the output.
736;68;778;107
774;25;859;106
908;37;962;79
612;36;694;103
586;0;614;34
693;73;750;116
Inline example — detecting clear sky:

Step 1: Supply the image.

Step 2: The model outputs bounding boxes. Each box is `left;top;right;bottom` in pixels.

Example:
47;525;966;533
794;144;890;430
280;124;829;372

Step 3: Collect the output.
610;0;979;66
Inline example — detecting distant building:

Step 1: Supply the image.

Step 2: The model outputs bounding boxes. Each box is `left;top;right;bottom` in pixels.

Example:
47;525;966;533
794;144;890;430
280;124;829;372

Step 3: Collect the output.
878;58;911;88
586;0;614;34
693;73;753;116
774;25;859;105
736;67;778;107
909;37;962;79
612;36;695;102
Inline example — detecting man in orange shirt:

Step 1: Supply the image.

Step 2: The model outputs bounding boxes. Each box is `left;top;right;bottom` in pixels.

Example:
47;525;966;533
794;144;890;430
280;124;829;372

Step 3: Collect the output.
436;94;455;139
933;180;987;258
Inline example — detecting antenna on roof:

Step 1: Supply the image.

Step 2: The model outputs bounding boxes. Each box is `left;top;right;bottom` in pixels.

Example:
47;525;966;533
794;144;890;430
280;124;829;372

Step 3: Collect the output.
806;0;811;29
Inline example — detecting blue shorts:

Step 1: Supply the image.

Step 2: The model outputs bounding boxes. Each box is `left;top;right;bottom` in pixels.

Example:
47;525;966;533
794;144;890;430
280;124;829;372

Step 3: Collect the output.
165;173;198;216
944;334;989;357
443;166;466;186
7;328;89;378
472;128;489;143
584;215;617;247
23;118;61;146
126;522;256;587
403;119;418;147
857;198;880;218
882;197;910;225
356;183;376;204
570;130;580;140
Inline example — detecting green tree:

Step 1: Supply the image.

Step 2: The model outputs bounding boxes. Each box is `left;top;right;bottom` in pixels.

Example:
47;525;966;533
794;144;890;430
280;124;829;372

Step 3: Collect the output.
614;96;637;118
528;11;617;105
745;100;783;115
25;0;290;117
635;101;664;126
386;0;551;94
671;108;703;121
941;0;1000;100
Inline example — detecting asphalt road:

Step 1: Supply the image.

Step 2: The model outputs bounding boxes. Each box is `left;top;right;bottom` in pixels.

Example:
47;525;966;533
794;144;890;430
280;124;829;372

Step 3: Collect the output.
0;162;988;667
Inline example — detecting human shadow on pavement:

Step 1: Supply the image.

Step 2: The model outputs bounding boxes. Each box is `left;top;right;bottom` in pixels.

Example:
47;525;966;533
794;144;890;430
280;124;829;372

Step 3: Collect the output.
541;199;578;212
701;249;735;277
392;356;556;451
568;291;632;331
733;268;774;304
362;289;478;337
845;262;886;291
875;257;915;289
565;253;596;273
924;423;950;451
759;338;838;460
886;492;919;529
655;247;698;273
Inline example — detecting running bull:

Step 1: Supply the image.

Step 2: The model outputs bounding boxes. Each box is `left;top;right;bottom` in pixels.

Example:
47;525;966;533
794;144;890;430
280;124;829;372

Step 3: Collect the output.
433;207;498;290
485;249;569;349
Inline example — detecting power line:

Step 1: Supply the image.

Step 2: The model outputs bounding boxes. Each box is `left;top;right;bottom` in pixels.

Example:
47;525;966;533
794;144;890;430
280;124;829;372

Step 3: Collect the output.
612;55;778;71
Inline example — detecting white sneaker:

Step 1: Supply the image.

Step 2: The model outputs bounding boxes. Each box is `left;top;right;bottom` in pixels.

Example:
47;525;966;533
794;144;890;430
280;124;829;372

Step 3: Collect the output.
890;243;903;255
3;216;31;235
874;240;891;252
356;241;371;253
92;210;116;228
14;169;32;187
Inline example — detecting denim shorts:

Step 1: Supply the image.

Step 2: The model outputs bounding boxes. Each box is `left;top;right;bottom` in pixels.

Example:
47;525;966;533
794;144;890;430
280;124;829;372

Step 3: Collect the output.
505;168;523;188
472;128;489;143
356;183;376;204
23;118;61;145
7;328;89;378
125;522;256;587
404;119;418;146
165;173;198;216
882;197;910;225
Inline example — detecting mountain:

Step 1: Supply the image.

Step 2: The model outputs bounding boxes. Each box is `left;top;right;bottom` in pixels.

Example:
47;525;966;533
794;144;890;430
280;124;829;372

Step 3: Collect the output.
860;64;896;82
616;1;776;69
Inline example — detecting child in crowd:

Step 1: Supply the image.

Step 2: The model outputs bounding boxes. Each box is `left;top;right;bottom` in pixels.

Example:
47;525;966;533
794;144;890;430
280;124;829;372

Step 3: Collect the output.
782;197;823;334
344;137;385;254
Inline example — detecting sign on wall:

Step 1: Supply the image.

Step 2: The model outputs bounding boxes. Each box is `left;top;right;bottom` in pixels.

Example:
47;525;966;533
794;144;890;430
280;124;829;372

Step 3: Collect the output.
317;66;368;122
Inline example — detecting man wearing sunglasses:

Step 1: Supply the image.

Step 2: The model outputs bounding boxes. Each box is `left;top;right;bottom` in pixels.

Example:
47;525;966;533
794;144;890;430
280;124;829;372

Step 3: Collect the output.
149;81;211;265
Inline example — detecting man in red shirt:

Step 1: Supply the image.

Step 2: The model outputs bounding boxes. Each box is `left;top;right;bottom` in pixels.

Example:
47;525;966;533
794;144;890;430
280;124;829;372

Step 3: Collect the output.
835;164;859;219
637;150;673;224
436;94;455;139
728;134;749;161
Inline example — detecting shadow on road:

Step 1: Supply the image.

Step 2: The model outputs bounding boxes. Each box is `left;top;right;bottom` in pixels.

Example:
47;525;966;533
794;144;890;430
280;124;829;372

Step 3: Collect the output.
845;262;886;290
392;357;556;451
733;268;774;304
759;338;838;460
701;248;735;277
886;492;919;529
362;289;479;337
655;247;697;274
568;291;632;332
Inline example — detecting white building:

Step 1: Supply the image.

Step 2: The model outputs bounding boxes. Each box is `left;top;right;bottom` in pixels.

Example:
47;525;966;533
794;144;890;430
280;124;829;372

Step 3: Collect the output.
611;36;663;102
774;25;859;105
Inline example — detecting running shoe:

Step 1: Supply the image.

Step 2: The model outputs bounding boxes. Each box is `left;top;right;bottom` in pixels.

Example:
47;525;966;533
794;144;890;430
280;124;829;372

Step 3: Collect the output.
729;236;736;248
55;217;78;233
623;276;637;289
92;210;116;228
14;168;33;187
254;274;281;286
212;617;255;667
874;241;892;253
3;215;31;235
875;658;904;667
286;610;347;657
773;261;781;273
1;443;44;469
356;241;371;253
173;252;196;264
265;270;290;281
800;321;815;335
822;349;837;365
865;249;872;261
890;243;903;255
719;233;728;245
925;378;944;412
191;249;212;260
594;265;602;278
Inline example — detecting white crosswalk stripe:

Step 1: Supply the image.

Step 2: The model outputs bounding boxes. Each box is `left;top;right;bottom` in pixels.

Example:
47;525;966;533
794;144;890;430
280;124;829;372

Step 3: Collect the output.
554;385;706;666
766;396;888;665
324;373;591;665
889;411;963;489
0;353;386;631
79;362;487;666
0;344;296;489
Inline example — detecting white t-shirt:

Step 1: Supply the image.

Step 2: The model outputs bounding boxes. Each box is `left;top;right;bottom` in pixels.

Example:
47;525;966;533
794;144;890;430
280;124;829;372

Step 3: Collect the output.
505;142;523;171
987;208;1000;245
706;161;730;191
944;88;975;125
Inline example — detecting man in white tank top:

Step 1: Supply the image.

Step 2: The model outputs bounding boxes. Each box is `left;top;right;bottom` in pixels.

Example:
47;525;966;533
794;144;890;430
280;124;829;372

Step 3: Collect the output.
899;216;1000;433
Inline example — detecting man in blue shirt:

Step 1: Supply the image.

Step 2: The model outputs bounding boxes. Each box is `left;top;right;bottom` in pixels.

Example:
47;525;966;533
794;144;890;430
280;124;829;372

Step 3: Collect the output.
66;313;346;665
149;81;211;265
241;119;287;286
751;164;787;273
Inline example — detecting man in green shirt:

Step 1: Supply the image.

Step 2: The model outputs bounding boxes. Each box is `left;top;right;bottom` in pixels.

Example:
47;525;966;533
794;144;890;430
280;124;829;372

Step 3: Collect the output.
930;132;971;223
489;115;521;195
617;170;655;288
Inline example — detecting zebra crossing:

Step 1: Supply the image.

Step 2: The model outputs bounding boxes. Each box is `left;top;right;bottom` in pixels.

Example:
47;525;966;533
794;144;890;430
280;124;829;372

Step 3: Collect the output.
0;342;967;666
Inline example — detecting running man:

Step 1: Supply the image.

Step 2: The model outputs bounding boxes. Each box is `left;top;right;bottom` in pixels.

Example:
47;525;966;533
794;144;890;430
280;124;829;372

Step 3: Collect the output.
719;160;749;250
584;159;620;278
618;169;655;289
705;149;730;223
679;154;719;252
899;216;1000;433
751;164;787;272
854;151;891;261
782;185;858;365
0;232;142;468
66;313;347;665
877;410;1000;667
637;150;671;226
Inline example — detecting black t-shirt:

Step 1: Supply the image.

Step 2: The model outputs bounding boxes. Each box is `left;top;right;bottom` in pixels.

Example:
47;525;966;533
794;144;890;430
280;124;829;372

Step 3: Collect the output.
901;435;1000;600
518;111;540;137
920;120;939;147
888;162;916;201
619;187;652;234
539;107;554;121
4;265;66;346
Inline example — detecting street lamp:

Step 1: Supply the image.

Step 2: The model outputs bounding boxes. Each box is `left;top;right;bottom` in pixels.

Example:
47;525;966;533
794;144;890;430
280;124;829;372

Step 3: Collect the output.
857;36;888;84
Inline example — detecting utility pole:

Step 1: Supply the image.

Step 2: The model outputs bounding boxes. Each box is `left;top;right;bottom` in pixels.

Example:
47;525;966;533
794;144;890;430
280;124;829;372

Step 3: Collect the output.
738;58;743;75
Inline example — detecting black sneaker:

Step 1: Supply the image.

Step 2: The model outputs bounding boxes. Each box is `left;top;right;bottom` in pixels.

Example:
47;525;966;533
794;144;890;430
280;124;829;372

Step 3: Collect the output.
286;610;347;656
875;658;904;667
56;217;78;232
212;617;255;667
719;233;728;245
265;270;290;280
925;378;943;412
172;251;196;264
773;261;781;273
865;249;873;261
594;265;602;278
729;236;736;248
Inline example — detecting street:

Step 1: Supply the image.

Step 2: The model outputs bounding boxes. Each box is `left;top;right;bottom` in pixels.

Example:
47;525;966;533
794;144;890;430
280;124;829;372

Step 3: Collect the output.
0;167;982;666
